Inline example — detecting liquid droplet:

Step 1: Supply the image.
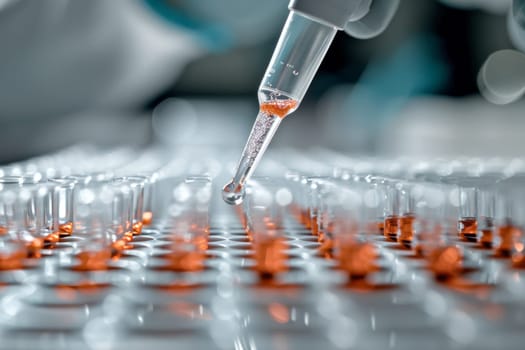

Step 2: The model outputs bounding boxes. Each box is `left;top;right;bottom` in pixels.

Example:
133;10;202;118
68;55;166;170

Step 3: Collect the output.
222;181;245;205
292;70;299;76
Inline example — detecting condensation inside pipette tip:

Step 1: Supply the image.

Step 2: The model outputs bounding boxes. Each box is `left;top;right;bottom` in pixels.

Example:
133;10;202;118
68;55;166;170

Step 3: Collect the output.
222;180;245;205
221;95;297;206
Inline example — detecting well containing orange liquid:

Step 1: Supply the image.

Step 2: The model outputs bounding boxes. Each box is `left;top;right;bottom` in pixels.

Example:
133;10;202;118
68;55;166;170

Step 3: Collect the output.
399;214;415;248
384;215;399;241
458;217;478;242
253;234;288;279
75;249;112;271
336;241;377;279
0;248;26;270
428;246;462;280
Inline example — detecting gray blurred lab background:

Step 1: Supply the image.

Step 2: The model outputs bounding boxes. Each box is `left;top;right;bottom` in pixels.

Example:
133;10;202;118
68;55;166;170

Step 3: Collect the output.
0;0;522;164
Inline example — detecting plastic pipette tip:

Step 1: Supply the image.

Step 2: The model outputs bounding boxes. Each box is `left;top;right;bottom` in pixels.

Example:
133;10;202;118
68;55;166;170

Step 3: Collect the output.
222;181;245;205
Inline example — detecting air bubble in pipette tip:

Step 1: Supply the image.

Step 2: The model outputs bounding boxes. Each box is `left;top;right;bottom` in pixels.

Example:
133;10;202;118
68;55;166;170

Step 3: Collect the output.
222;181;245;205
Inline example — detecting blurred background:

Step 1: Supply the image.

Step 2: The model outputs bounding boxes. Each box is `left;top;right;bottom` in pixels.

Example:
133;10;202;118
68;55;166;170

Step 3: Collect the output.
0;0;523;164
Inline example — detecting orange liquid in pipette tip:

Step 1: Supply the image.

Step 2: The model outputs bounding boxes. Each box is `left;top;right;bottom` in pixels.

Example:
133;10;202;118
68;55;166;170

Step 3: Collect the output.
260;100;298;118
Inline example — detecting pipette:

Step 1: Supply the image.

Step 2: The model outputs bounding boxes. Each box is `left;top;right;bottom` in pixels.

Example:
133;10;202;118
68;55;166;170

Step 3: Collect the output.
222;0;397;205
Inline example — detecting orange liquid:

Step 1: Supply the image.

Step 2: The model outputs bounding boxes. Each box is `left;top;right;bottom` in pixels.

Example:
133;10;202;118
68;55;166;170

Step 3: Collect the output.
428;246;462;280
497;225;521;257
192;235;208;252
163;251;205;272
75;249;111;271
253;235;288;278
0;226;7;235
377;220;385;235
384;215;399;241
236;206;247;229
142;211;153;226
162;236;207;272
0;248;26;270
311;215;319;237
260;100;298;119
246;227;253;242
318;230;326;244
45;232;60;244
58;222;73;237
399;214;415;248
301;210;311;229
319;236;334;259
336;241;376;279
263;217;279;231
54;282;108;301
512;254;525;269
480;229;493;249
268;303;290;324
121;231;134;243
310;218;322;240
132;221;143;235
112;238;133;255
458;217;477;242
26;238;44;258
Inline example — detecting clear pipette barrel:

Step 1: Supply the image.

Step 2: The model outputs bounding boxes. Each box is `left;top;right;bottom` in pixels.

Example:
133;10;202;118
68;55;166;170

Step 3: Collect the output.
222;11;337;205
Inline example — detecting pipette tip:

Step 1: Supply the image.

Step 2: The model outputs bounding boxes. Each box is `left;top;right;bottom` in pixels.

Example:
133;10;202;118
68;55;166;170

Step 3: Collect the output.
222;180;245;205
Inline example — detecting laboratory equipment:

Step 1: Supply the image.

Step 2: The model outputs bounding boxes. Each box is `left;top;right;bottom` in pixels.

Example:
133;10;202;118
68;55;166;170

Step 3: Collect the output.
223;0;400;205
3;145;525;349
244;178;291;280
